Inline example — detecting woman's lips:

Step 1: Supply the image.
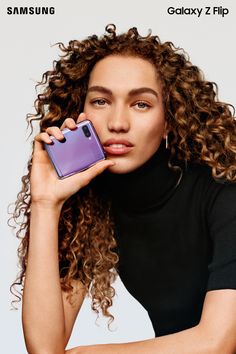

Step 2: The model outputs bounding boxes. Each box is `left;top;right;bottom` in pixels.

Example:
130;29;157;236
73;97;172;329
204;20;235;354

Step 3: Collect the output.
103;139;134;155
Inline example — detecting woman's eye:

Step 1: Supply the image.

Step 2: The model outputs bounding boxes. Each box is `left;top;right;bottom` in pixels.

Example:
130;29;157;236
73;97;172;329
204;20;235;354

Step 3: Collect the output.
91;99;107;106
135;101;151;109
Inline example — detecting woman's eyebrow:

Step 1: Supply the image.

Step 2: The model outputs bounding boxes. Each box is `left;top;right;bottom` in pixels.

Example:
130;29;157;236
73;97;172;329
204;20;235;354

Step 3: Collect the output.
87;86;159;98
128;87;159;98
87;86;112;95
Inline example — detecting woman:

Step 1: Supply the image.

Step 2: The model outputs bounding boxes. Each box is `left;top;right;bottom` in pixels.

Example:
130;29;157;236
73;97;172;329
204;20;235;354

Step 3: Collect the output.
11;24;236;353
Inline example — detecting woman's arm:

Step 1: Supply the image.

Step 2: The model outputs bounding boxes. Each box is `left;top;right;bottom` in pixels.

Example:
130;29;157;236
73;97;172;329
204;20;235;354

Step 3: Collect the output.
23;203;86;354
22;117;114;354
65;289;236;354
22;202;67;354
62;278;86;346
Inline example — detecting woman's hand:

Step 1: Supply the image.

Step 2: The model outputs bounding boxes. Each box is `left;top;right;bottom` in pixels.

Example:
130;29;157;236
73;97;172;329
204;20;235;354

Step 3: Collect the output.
30;113;114;208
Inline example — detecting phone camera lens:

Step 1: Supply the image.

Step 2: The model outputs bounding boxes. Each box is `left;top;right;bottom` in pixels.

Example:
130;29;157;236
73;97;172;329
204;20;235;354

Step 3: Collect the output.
82;125;91;138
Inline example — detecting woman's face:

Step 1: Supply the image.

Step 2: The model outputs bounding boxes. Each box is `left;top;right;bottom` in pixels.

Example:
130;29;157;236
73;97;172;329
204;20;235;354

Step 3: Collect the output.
83;55;167;174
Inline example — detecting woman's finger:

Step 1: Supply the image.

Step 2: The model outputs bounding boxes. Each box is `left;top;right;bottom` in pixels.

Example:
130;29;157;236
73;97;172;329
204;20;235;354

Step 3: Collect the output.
69;159;115;189
59;113;87;132
33;139;44;153
33;132;53;149
60;117;77;130
76;112;87;123
46;126;65;140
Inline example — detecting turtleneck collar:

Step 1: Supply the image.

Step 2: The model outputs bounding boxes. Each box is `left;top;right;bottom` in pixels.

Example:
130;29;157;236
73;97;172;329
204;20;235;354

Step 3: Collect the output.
92;141;182;213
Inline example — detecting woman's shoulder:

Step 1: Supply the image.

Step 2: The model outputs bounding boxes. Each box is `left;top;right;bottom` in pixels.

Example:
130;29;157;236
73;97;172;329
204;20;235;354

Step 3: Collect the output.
184;161;234;187
182;160;236;205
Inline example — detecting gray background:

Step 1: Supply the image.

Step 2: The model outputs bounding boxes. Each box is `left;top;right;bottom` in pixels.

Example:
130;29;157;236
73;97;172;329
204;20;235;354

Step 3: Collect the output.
1;0;235;352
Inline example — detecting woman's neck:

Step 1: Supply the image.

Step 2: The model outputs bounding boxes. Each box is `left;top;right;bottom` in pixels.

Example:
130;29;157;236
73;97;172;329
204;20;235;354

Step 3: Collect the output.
93;141;182;213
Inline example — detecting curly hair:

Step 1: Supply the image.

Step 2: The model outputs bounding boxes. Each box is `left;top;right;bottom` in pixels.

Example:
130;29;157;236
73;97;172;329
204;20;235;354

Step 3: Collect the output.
9;24;236;326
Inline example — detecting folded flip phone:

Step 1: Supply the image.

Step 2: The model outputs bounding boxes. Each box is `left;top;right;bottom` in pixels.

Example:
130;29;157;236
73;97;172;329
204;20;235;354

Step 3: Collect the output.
44;120;106;178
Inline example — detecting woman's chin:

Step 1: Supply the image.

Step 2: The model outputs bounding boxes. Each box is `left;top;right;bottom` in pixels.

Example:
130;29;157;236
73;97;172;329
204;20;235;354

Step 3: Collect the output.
106;158;141;174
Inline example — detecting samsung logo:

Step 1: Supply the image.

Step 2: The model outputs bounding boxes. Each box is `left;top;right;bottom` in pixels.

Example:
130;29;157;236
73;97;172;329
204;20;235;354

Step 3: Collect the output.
7;7;55;15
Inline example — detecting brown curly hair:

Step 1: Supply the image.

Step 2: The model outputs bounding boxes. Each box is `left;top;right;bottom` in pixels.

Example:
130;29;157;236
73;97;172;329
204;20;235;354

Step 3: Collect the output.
9;24;236;326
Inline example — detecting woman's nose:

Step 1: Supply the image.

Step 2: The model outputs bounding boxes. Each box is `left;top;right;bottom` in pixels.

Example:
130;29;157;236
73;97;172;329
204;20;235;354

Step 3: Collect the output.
107;107;130;133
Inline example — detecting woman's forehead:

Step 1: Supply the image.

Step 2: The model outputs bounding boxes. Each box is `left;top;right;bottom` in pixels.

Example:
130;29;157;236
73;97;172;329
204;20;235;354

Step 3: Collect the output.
88;55;162;92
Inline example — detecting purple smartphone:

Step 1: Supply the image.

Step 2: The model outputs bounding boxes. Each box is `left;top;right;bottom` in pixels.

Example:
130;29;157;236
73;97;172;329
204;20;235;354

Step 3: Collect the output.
44;120;106;178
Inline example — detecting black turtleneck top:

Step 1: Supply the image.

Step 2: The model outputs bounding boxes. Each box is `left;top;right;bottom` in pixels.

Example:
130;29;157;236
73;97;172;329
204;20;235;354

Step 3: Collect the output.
93;142;236;336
